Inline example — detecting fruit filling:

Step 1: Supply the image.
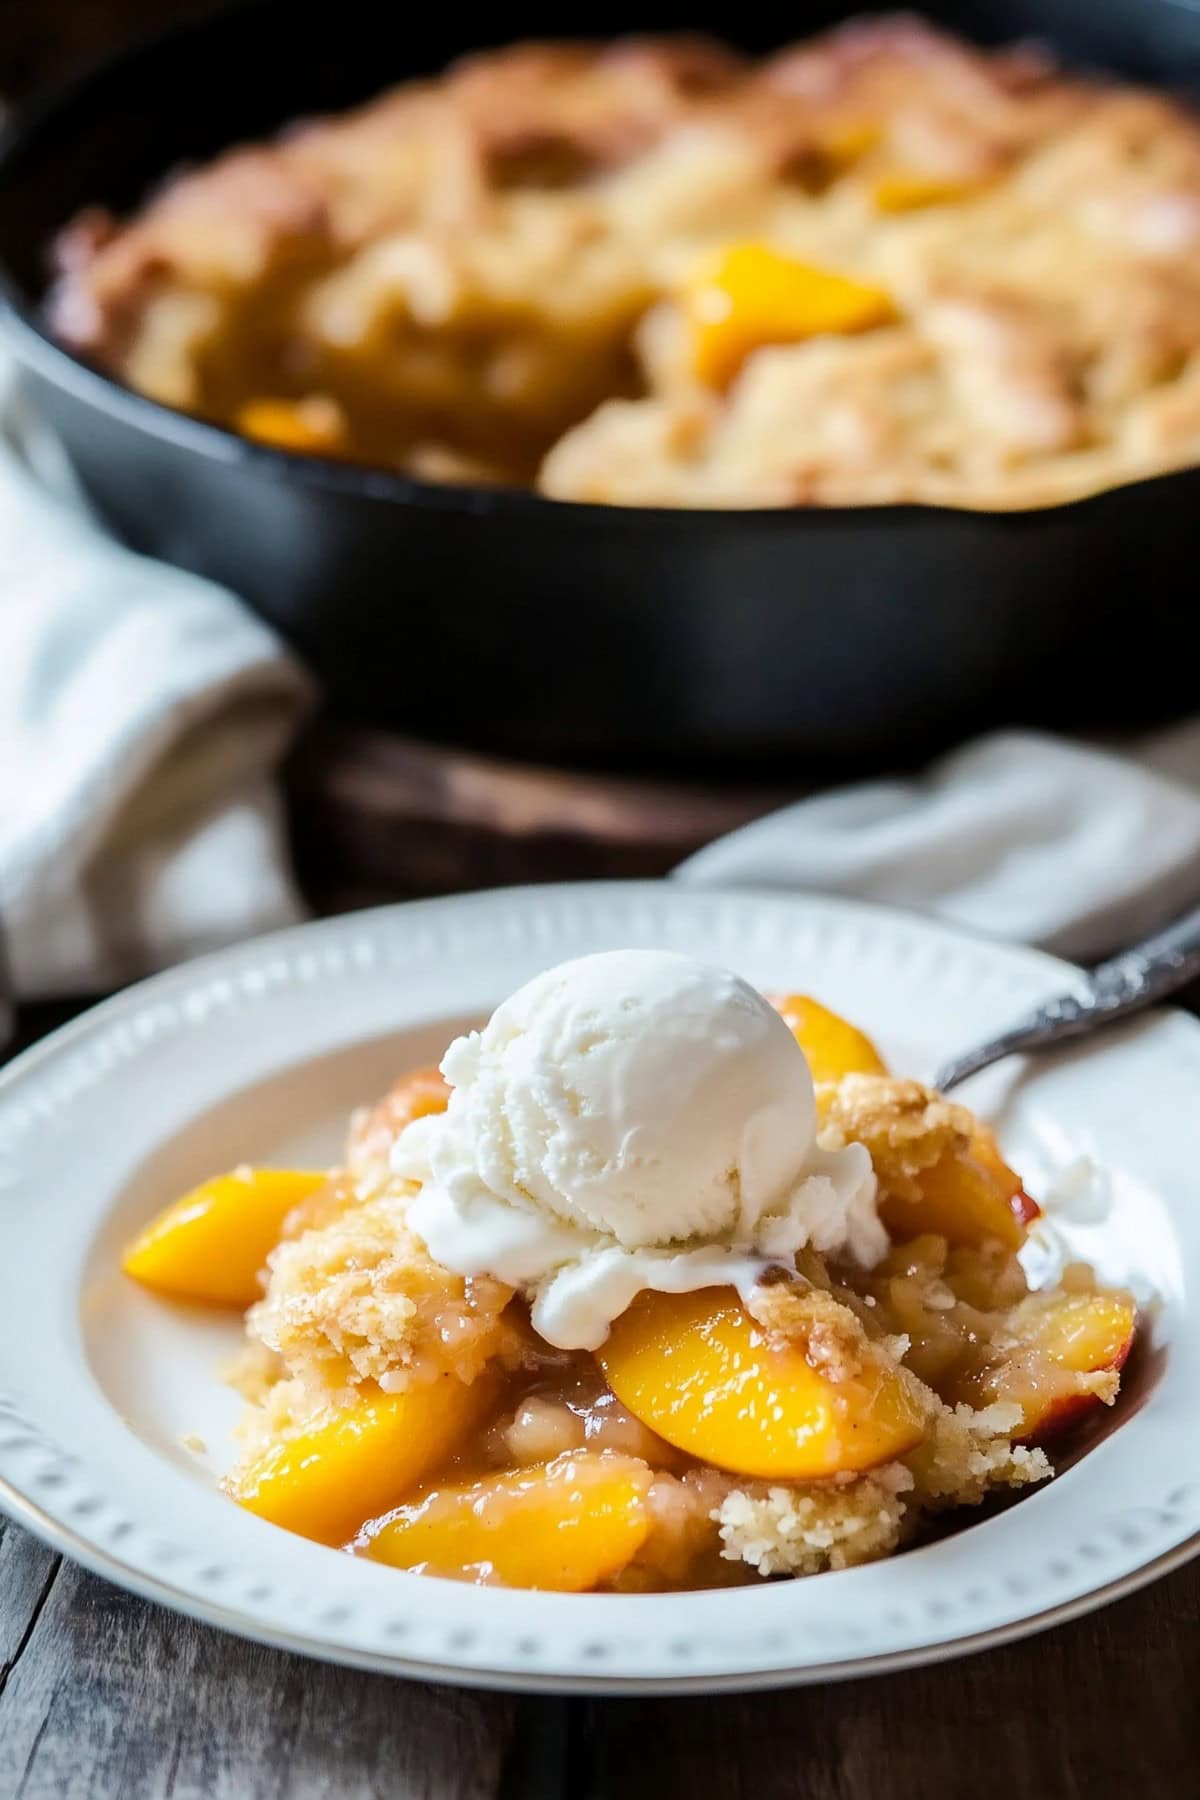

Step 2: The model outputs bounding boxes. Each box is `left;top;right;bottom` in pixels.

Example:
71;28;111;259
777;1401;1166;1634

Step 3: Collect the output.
53;22;1200;512
123;952;1138;1590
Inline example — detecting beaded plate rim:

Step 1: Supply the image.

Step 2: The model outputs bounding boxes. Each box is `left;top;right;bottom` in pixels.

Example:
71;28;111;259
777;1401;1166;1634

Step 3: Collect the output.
0;881;1197;1693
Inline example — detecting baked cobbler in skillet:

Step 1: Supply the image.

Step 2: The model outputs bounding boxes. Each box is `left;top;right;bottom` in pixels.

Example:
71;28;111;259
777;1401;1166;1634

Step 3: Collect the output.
50;17;1200;509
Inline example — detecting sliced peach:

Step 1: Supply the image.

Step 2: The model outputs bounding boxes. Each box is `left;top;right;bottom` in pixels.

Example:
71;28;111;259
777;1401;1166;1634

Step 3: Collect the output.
364;1451;654;1590
375;1065;451;1131
871;171;986;212
122;1168;328;1306
230;1373;497;1546
816;118;882;168
597;1288;926;1480
682;243;896;388
236;395;346;456
881;1133;1037;1251
998;1292;1136;1443
767;993;889;1087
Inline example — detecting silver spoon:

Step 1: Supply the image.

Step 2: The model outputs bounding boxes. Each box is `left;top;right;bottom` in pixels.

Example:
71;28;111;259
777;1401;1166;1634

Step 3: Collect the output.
935;904;1200;1092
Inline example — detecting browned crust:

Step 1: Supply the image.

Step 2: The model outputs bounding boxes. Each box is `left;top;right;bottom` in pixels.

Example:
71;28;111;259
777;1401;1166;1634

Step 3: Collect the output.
47;17;1200;507
822;1076;974;1202
745;1274;871;1382
43;19;1091;362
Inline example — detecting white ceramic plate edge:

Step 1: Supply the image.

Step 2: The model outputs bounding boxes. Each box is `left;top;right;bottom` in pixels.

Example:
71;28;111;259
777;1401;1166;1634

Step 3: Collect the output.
1;881;1197;1693
0;1465;1197;1695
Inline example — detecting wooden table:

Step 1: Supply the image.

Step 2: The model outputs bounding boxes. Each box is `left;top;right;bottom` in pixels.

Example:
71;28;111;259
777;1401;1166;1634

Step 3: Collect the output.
1;998;1197;1798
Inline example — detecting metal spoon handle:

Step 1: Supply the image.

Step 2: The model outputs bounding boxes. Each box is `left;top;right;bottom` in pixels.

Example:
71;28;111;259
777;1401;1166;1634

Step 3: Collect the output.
935;903;1200;1092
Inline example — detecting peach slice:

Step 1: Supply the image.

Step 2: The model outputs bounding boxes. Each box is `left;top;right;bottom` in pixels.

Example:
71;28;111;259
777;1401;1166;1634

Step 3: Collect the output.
597;1288;927;1480
682;244;896;388
881;1133;1039;1251
364;1451;655;1590
767;993;889;1087
995;1292;1137;1443
122;1168;328;1306
230;1373;497;1546
871;171;986;212
236;396;346;456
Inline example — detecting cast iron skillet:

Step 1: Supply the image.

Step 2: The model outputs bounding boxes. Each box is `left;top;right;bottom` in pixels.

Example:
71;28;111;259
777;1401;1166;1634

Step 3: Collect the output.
1;0;1199;771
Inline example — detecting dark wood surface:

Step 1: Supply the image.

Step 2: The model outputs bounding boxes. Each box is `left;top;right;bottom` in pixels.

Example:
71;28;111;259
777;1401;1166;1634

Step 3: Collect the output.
285;724;792;914
2;996;1198;1798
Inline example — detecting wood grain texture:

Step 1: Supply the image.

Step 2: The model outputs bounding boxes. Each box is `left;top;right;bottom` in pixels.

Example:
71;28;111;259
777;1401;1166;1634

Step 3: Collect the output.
286;723;791;915
1;1544;1198;1799
0;1518;59;1691
580;1567;1200;1799
0;1560;519;1800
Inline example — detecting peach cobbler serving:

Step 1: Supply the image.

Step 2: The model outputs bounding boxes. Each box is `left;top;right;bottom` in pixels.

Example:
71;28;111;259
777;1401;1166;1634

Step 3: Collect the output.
49;16;1200;509
121;952;1137;1592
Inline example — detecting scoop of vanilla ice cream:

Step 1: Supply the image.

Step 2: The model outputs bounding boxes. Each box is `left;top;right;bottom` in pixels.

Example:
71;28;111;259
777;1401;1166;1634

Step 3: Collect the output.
440;950;817;1247
394;950;885;1349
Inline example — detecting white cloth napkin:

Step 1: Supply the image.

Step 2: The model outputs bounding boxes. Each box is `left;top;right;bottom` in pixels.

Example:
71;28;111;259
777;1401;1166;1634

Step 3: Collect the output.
4;361;1199;1017
0;373;315;1003
677;723;1200;963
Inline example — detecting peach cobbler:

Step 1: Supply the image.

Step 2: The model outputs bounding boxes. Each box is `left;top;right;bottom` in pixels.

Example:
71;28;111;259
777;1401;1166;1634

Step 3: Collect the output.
122;952;1137;1592
49;17;1200;509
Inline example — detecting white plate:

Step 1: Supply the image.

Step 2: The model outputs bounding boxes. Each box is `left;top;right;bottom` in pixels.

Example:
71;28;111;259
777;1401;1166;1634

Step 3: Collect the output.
0;882;1197;1694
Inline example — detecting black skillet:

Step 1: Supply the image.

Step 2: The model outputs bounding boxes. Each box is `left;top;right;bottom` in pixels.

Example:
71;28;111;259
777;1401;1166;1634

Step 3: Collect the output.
1;0;1198;772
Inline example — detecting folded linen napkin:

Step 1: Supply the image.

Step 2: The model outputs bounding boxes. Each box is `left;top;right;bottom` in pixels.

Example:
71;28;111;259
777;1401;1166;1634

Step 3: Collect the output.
0;370;315;1007
4;358;1199;1025
677;722;1200;963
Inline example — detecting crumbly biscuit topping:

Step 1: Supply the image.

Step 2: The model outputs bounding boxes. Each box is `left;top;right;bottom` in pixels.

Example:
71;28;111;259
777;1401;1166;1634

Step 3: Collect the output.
248;1192;515;1397
745;1273;870;1382
905;1400;1051;1507
716;1463;914;1575
223;1030;1137;1588
51;18;1200;508
820;1074;974;1202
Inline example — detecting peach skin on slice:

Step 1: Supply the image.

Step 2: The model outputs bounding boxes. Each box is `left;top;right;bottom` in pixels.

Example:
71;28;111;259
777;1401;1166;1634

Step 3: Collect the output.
230;1373;498;1546
767;994;889;1088
597;1288;926;1480
1001;1292;1137;1444
882;1133;1039;1252
973;1128;1042;1231
122;1168;328;1306
364;1451;655;1590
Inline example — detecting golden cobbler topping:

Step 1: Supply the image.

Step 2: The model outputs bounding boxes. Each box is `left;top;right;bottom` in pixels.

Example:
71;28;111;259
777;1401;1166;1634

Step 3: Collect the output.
51;17;1200;508
123;988;1139;1593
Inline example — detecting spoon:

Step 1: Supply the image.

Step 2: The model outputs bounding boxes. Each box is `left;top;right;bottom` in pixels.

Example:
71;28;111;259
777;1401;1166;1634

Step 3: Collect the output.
935;904;1200;1092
